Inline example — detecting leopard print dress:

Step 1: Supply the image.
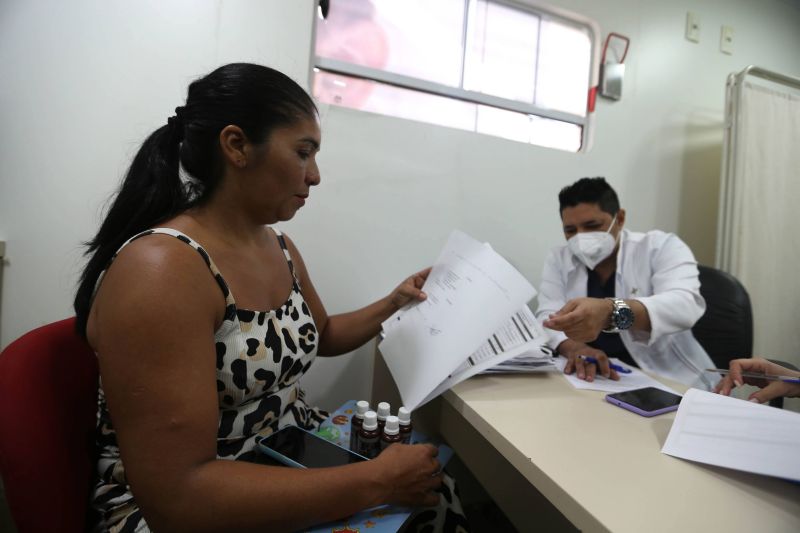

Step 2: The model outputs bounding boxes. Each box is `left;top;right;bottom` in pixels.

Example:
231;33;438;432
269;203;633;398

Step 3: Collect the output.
91;227;328;532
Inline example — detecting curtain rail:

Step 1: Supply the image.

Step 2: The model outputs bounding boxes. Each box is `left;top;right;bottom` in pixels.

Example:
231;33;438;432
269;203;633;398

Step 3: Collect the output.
734;65;800;90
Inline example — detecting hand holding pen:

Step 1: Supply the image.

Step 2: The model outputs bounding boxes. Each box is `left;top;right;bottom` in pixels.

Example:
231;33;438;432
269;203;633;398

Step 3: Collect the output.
579;355;632;375
713;357;800;404
558;340;624;382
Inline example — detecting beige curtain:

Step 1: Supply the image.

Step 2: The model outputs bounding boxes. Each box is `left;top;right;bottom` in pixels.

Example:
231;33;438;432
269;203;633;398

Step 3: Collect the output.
723;81;800;367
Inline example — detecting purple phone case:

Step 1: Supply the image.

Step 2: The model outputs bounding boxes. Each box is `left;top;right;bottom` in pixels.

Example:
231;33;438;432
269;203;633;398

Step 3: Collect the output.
605;393;680;417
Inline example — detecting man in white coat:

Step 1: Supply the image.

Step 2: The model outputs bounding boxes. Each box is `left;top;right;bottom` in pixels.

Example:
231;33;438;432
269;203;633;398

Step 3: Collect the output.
537;177;716;389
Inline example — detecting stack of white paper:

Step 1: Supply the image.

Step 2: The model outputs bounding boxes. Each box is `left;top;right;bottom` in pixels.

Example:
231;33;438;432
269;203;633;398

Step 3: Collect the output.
479;317;557;374
661;388;800;481
380;231;545;410
483;351;558;374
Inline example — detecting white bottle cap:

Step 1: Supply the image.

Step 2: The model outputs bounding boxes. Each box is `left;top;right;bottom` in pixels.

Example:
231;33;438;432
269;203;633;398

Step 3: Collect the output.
355;400;370;418
377;401;391;420
383;415;400;435
362;410;378;431
398;406;411;425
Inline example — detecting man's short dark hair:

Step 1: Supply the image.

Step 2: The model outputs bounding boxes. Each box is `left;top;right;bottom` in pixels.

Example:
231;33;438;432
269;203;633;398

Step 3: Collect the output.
558;177;620;216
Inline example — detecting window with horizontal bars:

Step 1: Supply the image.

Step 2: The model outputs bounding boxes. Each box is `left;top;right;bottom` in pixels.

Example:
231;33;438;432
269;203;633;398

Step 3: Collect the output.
312;0;597;152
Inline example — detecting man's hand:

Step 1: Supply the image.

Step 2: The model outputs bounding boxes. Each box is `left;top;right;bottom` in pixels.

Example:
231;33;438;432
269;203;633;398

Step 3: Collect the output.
544;297;613;343
558;339;619;381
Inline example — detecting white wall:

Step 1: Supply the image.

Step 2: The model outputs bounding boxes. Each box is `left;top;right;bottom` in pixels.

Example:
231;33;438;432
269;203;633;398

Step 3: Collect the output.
2;0;799;410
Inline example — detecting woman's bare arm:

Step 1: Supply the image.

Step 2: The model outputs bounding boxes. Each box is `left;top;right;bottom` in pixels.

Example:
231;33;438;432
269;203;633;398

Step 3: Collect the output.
283;235;428;357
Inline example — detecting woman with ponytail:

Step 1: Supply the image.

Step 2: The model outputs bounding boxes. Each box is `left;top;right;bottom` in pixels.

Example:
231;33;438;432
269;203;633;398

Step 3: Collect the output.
76;63;468;532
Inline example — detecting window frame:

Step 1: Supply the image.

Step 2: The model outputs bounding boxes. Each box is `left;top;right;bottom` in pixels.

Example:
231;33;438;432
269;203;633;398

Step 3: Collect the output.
309;0;600;152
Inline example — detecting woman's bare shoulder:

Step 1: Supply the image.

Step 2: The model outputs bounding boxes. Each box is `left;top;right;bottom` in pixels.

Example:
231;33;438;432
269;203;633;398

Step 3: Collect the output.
88;232;225;346
106;232;213;286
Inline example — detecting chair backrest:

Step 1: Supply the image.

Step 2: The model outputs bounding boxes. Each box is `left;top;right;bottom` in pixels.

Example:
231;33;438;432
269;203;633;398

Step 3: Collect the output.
0;317;98;533
692;265;754;369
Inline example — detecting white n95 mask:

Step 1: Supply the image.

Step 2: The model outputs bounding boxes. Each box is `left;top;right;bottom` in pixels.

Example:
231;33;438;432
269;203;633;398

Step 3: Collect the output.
567;215;618;270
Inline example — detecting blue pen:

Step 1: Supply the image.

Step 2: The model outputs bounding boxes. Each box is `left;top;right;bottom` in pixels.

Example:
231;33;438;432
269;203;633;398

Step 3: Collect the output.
578;355;632;374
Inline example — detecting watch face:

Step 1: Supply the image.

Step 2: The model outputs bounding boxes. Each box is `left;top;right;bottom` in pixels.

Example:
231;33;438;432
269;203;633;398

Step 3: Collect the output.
615;306;635;330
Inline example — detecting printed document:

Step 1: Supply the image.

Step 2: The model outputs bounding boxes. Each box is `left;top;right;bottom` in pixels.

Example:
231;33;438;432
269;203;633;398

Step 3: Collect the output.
417;306;552;407
380;230;539;410
661;388;800;481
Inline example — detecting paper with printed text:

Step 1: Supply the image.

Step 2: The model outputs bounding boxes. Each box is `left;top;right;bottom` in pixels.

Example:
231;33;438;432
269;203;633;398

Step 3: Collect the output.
380;230;538;410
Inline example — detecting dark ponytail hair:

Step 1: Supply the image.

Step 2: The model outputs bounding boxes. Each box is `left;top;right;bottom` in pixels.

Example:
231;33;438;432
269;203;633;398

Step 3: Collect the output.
74;63;318;337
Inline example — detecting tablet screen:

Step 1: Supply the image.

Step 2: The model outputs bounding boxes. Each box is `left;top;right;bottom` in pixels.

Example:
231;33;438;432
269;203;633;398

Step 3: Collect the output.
259;426;367;468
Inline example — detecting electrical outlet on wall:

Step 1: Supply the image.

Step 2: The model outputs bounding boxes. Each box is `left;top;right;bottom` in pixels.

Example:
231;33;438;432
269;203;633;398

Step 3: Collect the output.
720;25;734;54
686;12;700;43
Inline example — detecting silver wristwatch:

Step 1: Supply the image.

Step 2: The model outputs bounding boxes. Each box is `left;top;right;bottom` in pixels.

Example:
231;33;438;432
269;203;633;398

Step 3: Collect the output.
603;298;634;333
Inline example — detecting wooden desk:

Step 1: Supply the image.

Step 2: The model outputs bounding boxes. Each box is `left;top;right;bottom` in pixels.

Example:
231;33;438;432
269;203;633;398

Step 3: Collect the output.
372;350;800;532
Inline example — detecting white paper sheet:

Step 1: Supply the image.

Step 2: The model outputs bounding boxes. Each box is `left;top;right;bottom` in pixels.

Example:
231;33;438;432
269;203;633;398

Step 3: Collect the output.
661;388;800;481
553;356;678;394
380;231;536;410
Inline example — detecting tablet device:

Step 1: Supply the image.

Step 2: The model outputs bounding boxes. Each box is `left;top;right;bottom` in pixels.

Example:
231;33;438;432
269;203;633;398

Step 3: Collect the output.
257;426;368;468
605;387;682;417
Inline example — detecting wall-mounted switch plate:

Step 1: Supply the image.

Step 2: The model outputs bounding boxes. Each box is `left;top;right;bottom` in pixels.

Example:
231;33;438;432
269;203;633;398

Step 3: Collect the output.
686;12;700;43
720;25;734;54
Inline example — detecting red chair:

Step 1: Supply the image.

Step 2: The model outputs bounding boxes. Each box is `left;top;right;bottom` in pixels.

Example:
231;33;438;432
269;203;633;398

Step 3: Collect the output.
0;317;98;533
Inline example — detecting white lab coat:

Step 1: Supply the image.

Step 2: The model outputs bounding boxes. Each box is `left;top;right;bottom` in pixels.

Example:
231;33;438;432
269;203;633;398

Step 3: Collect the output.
536;229;716;390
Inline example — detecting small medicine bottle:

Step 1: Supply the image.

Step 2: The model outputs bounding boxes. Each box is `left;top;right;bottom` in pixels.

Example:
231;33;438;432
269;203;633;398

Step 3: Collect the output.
380;415;402;451
397;406;413;445
376;402;391;433
357;410;380;459
349;400;370;451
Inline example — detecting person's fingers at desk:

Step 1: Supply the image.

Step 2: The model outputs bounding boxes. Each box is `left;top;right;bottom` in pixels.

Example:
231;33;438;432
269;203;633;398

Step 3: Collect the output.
574;352;619;381
563;355;576;375
573;354;588;380
716;358;762;396
728;358;755;388
714;372;740;395
583;359;597;382
592;356;618;380
748;381;794;404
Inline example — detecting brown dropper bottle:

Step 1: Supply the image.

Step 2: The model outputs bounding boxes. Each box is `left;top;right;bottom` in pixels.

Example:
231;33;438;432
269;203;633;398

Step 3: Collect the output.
397;406;412;445
376;401;391;433
349;400;370;451
380;415;402;451
357;410;380;459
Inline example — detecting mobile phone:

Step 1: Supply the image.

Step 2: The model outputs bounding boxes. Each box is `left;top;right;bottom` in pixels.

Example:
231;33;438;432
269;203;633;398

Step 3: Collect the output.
605;387;682;417
257;426;368;468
